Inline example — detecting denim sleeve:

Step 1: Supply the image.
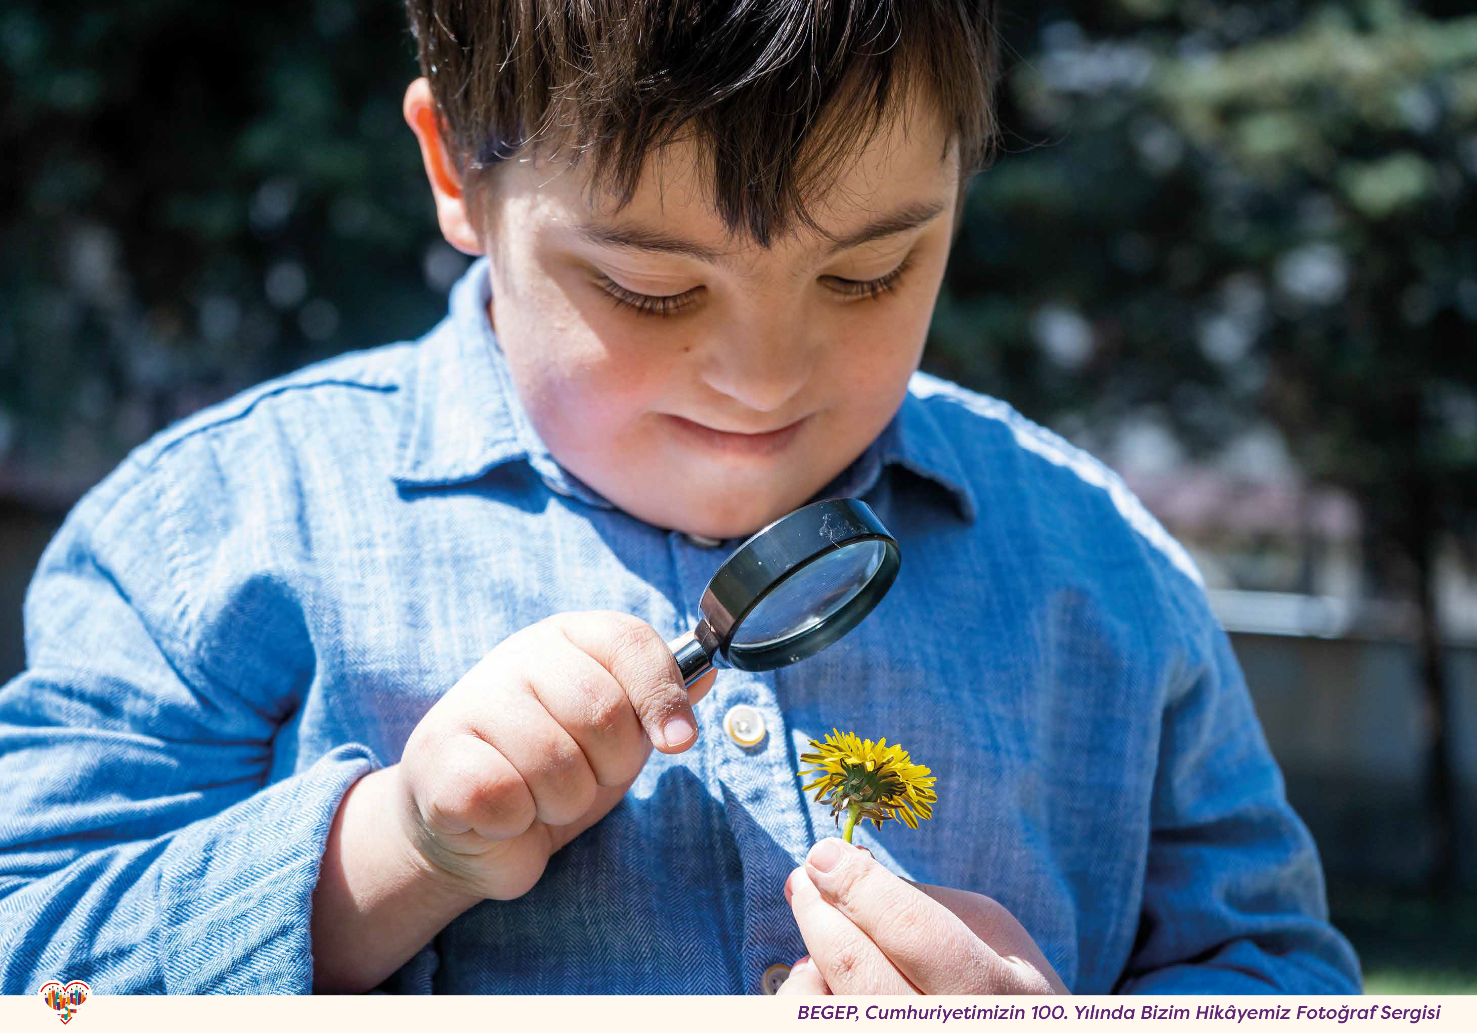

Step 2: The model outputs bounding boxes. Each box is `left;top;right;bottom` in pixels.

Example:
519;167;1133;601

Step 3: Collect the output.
0;445;382;994
1114;598;1364;994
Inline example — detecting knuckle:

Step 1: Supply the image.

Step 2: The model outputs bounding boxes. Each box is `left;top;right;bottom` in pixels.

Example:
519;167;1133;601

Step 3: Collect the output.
526;622;574;668
402;721;436;768
604;611;648;646
534;612;572;636
605;617;664;673
531;739;597;821
571;671;629;740
826;945;865;986
873;887;927;941
423;772;480;833
534;727;589;781
428;747;534;838
826;857;870;903
541;770;598;826
530;629;630;740
609;614;675;682
479;761;537;823
473;798;538;840
423;790;462;835
491;626;542;670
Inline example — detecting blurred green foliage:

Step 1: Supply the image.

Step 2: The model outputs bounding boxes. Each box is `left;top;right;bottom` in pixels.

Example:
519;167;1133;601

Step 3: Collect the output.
0;0;455;479
936;0;1477;599
1;0;1474;586
1329;879;1477;992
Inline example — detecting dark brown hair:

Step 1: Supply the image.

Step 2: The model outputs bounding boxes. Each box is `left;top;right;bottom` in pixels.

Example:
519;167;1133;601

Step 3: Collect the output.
403;1;1000;247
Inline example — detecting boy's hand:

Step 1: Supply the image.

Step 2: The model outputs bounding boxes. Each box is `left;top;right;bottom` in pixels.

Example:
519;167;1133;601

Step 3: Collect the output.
778;839;1070;995
393;611;717;902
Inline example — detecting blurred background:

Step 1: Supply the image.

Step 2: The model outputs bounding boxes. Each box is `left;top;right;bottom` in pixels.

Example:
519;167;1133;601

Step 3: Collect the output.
1;0;1474;992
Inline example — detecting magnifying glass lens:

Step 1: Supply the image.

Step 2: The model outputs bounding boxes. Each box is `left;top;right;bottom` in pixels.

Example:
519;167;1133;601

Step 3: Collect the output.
729;539;887;649
666;497;901;683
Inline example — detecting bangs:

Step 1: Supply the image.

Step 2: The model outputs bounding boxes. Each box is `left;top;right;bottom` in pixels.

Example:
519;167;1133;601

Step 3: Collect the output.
405;1;1000;247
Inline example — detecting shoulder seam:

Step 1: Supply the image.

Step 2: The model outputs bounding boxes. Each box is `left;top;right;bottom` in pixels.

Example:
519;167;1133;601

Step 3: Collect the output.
912;377;1205;591
75;344;406;529
141;377;397;469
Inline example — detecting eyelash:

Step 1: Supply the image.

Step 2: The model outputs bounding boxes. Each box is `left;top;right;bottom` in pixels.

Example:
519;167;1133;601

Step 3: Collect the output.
595;253;917;318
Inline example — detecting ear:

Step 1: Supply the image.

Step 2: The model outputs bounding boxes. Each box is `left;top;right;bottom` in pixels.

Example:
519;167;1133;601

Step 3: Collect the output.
403;77;483;257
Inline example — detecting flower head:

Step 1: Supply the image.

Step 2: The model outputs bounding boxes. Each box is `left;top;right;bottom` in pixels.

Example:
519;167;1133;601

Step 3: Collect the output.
797;728;937;841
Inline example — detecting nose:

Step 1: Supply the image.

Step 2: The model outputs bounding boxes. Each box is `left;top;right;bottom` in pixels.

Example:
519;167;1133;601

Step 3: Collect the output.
696;311;814;416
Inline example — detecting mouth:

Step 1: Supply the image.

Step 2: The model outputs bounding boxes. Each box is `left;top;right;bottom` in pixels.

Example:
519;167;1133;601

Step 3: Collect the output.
665;413;809;456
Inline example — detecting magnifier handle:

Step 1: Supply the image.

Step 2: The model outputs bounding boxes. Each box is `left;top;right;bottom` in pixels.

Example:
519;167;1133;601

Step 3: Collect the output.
667;629;714;688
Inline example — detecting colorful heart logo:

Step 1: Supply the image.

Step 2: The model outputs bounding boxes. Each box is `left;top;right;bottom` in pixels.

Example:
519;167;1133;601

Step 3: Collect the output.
37;979;91;1024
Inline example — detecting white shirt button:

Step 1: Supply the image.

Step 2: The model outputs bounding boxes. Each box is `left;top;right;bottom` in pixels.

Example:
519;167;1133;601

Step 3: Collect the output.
683;531;724;548
723;704;766;746
761;962;791;994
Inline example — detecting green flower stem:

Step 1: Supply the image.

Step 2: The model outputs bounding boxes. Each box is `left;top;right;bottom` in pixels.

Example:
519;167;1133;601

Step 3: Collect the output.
841;801;862;844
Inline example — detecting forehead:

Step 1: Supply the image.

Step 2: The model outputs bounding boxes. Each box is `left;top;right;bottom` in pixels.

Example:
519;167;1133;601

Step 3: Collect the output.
500;89;959;258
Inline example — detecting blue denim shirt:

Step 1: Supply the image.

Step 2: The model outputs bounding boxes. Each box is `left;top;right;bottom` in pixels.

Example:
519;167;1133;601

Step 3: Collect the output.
0;257;1361;995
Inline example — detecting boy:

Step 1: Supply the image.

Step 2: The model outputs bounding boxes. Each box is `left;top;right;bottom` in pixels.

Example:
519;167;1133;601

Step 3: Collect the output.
0;1;1361;995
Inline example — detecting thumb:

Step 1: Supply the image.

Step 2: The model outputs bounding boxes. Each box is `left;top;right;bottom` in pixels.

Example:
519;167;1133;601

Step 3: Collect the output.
651;667;715;755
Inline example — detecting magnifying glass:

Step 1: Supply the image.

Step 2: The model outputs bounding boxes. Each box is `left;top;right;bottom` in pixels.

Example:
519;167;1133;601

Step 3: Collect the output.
666;497;901;687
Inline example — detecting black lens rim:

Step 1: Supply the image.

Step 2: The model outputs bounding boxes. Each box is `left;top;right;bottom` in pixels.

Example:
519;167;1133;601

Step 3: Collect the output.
697;497;901;671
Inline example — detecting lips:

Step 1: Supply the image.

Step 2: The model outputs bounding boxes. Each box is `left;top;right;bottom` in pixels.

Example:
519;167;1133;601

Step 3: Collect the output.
701;418;804;436
666;413;809;456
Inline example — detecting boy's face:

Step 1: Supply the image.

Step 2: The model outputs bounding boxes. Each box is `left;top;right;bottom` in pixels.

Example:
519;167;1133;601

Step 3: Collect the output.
407;81;961;540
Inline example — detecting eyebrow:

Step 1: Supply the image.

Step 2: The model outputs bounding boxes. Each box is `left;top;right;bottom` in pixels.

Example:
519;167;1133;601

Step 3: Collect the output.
572;197;950;267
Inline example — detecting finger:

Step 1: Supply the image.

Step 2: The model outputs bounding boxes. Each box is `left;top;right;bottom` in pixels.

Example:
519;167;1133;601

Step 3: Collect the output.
908;882;1068;994
415;730;538;843
465;679;599;828
550;611;703;753
545;777;640;854
793;848;1050;990
515;623;650;787
801;838;1037;995
786;864;916;994
910;882;1042;960
775;956;831;996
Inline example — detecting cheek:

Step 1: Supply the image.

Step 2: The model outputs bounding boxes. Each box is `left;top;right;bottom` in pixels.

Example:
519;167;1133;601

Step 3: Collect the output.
829;304;929;396
511;329;668;446
524;356;647;439
538;275;673;397
830;247;942;372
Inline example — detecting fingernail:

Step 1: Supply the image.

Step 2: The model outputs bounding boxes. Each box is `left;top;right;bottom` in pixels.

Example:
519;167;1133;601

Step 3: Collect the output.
794;954;812;969
783;871;794;905
662;713;696;747
807;838;846;873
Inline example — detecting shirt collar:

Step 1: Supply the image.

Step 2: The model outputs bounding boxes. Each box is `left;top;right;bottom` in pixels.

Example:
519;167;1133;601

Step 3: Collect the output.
389;256;977;525
388;255;616;507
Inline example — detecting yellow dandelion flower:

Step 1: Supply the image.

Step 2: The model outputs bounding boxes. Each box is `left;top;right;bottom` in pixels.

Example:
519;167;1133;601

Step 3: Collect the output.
796;728;937;843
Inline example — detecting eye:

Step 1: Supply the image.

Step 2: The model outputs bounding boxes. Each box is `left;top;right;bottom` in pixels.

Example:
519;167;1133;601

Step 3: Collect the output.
593;251;917;319
595;276;702;318
827;253;916;302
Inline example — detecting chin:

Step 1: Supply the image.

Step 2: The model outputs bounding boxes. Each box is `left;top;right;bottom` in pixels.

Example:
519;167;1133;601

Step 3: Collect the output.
685;488;820;541
682;511;769;542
